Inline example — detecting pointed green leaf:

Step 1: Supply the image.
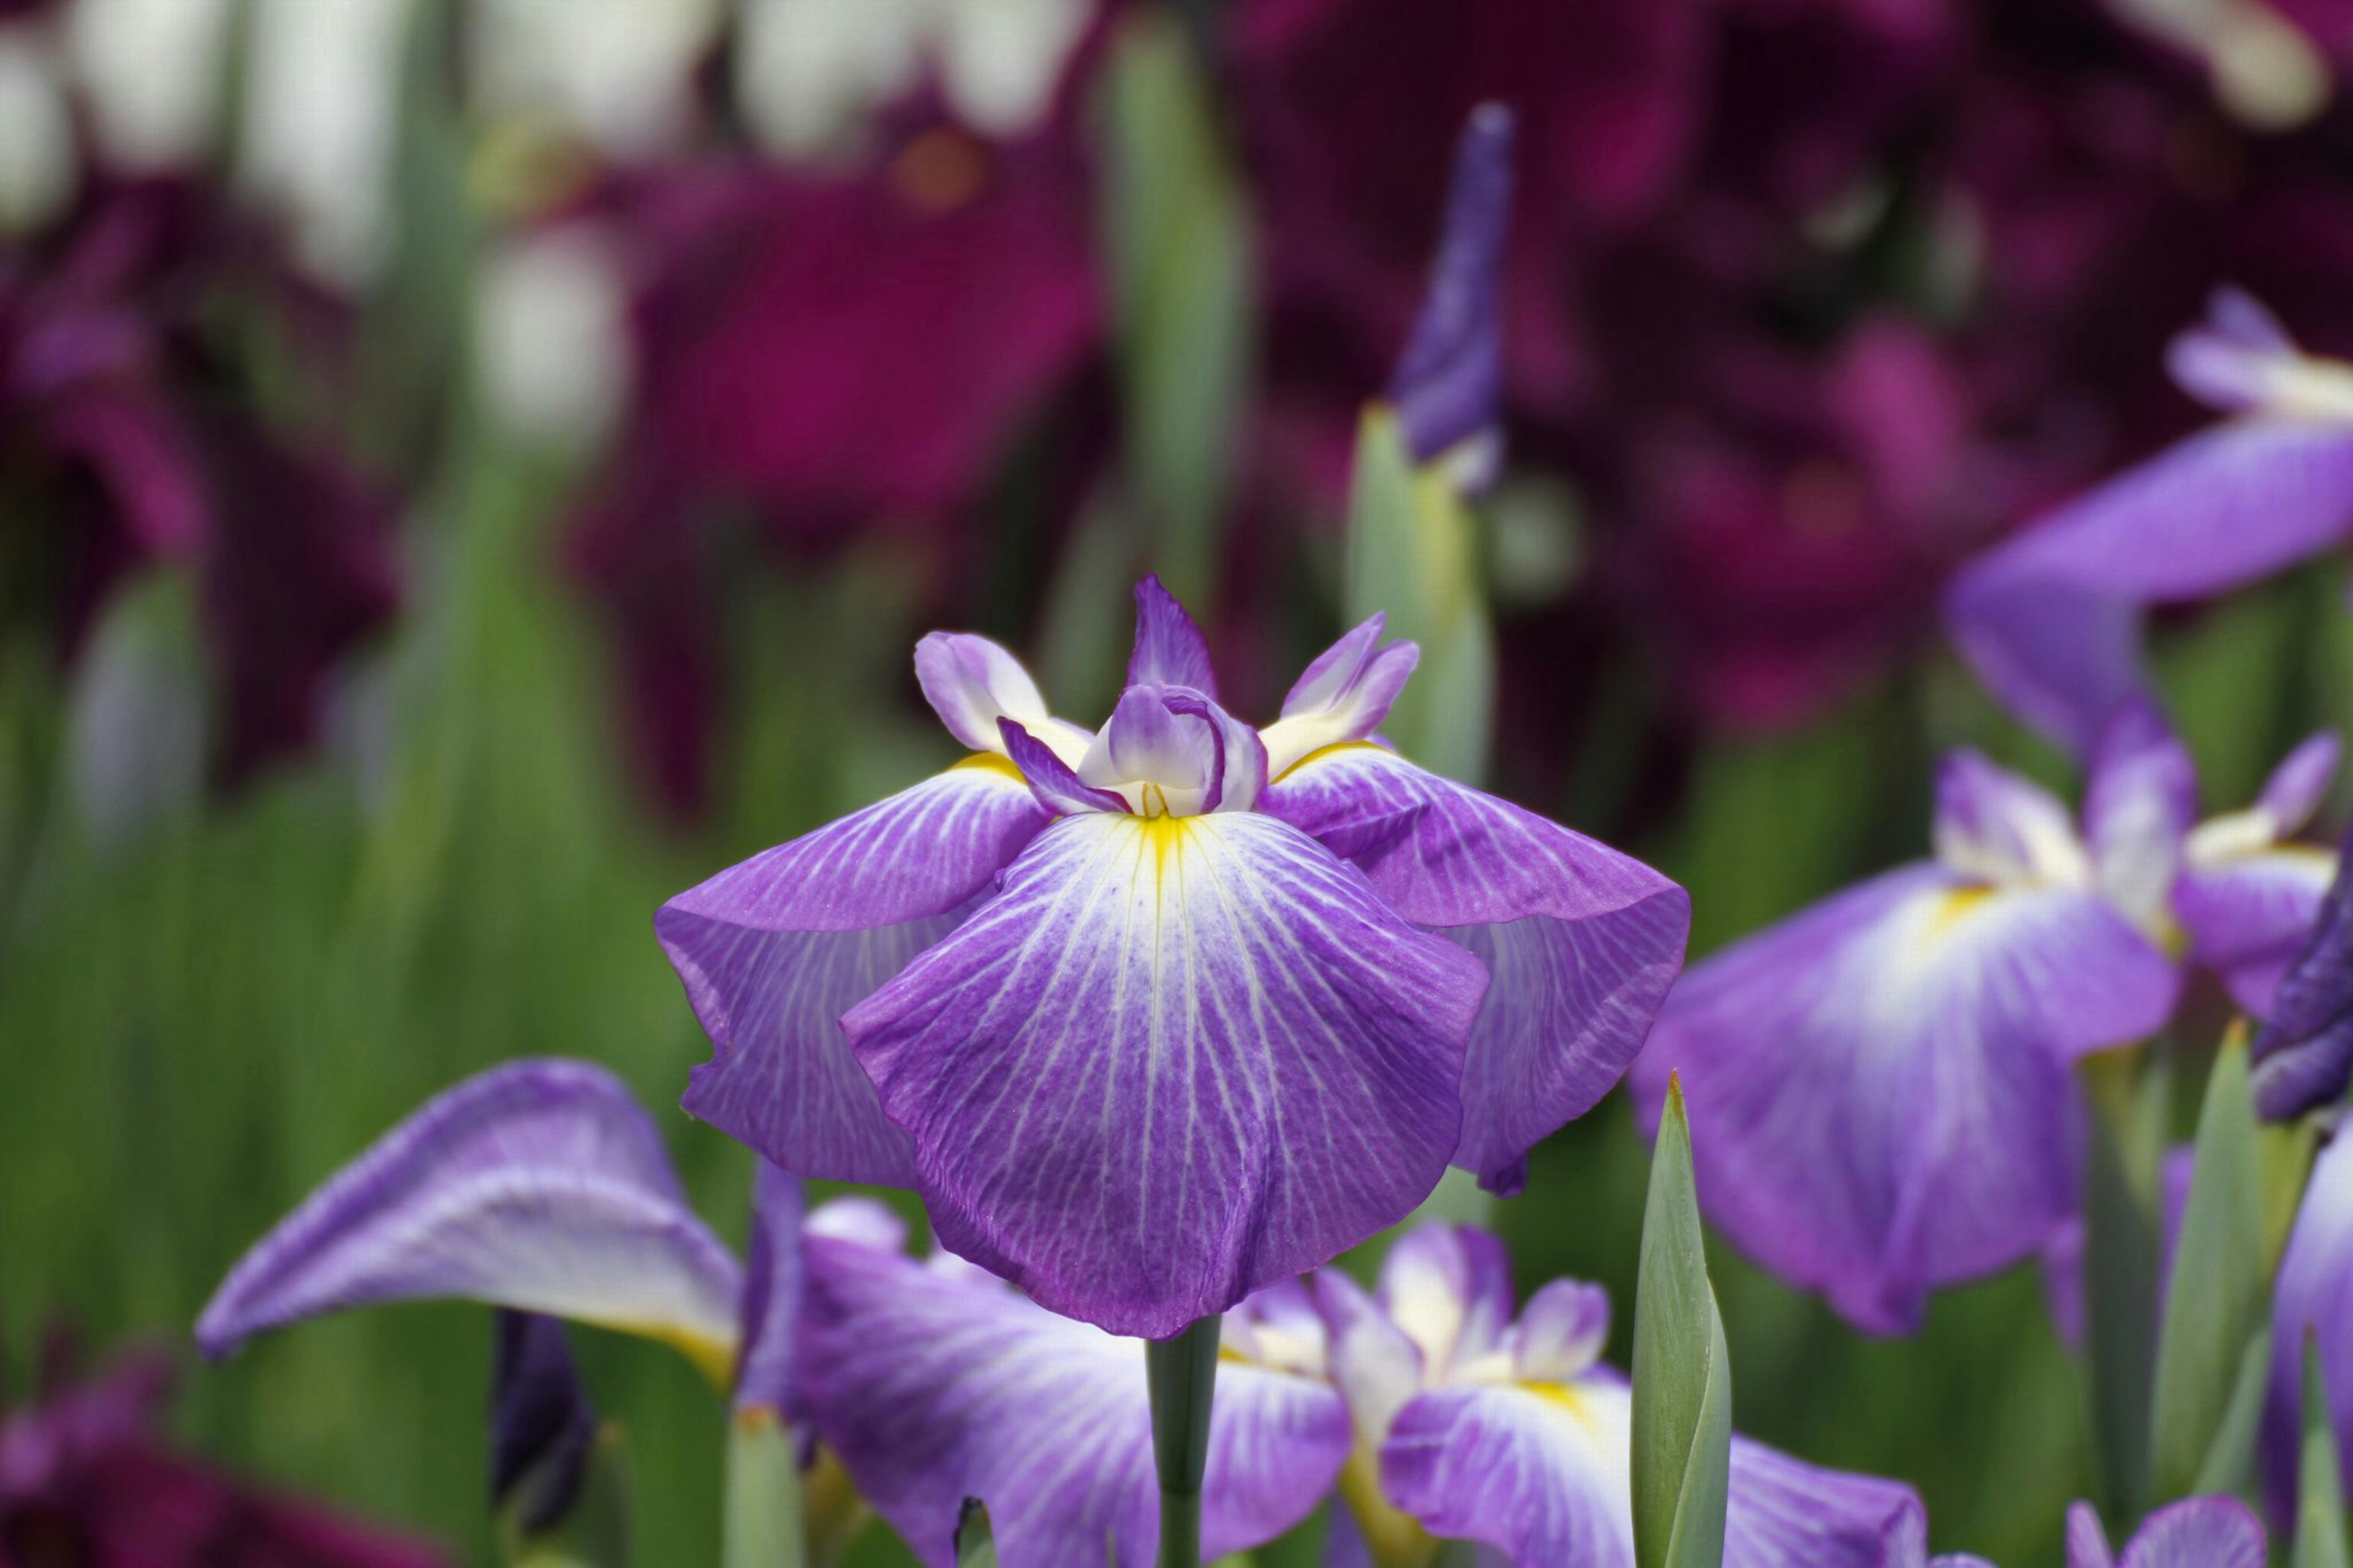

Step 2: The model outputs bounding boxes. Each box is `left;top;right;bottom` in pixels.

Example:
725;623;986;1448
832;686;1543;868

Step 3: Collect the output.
722;1408;806;1568
2149;1029;2270;1502
957;1498;999;1568
2191;1326;2273;1498
2299;1334;2351;1568
1343;407;1495;784
1632;1074;1733;1568
2081;1052;2170;1523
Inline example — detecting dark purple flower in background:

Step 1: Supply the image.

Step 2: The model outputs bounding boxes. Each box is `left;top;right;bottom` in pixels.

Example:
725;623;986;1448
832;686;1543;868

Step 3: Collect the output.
567;80;1105;816
658;578;1688;1335
2249;822;2353;1119
0;170;399;783
1;1344;447;1567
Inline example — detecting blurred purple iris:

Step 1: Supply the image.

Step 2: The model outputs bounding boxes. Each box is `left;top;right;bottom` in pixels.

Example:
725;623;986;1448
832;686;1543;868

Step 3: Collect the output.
657;577;1689;1336
1914;1496;2265;1567
1313;1223;1925;1565
1;1343;445;1567
0;169;399;782
1632;702;2338;1333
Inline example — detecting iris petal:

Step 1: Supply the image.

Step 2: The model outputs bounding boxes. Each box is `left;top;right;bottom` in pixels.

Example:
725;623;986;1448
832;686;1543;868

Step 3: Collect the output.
2113;1497;2266;1568
2265;1130;2353;1524
1264;743;1688;1192
659;761;1047;1183
1128;575;1219;696
2175;845;2336;1017
197;1061;743;1382
798;1233;1350;1567
1632;865;2176;1333
842;809;1488;1336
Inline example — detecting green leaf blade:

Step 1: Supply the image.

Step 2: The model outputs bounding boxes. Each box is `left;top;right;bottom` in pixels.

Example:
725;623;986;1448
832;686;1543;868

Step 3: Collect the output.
1632;1074;1733;1568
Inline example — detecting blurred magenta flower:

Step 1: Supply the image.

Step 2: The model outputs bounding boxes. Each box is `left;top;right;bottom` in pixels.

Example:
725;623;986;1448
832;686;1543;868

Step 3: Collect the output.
0;170;400;781
795;1217;1347;1566
1311;1223;1925;1564
1;1345;446;1567
2248;820;2353;1118
1947;290;2353;752
567;84;1104;814
198;1060;795;1404
659;578;1688;1336
1632;702;2335;1333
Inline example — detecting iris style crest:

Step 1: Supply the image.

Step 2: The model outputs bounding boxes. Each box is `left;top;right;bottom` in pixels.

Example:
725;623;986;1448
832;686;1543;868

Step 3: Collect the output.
1312;1225;1924;1566
657;577;1691;1336
1634;701;2340;1335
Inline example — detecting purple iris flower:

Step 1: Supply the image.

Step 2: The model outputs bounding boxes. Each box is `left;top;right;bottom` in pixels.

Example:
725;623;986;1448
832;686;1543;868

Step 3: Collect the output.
1631;701;2336;1334
1947;289;2353;755
2265;1112;2353;1523
1906;1497;2265;1568
657;578;1689;1337
796;1219;1349;1565
1311;1223;1923;1566
2248;820;2353;1119
1387;104;1511;493
197;1059;807;1422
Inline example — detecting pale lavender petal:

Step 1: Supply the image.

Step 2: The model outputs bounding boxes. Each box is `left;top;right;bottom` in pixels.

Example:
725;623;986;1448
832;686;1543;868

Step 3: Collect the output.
1931;751;2090;888
1725;1429;1933;1567
1510;1279;1610;1384
1377;1224;1517;1373
2265;1129;2353;1521
1631;866;2177;1334
2168;289;2298;413
660;763;1047;1182
1946;420;2353;752
1127;575;1219;697
1222;1278;1331;1379
1389;104;1513;486
732;1160;800;1415
1264;743;1689;1190
2066;1502;2117;1568
798;1234;1350;1567
2085;700;2197;928
804;1194;909;1252
1310;1268;1427;1449
914;631;1055;754
2116;1496;2266;1568
2176;845;2336;1021
842;810;1489;1337
1003;717;1130;816
197;1061;743;1380
2251;829;2353;1119
2260;730;2343;832
1260;618;1422;777
1161;688;1268;814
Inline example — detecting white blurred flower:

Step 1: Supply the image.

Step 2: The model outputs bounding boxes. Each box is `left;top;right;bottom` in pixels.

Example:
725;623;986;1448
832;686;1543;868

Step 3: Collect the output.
2107;0;2332;129
470;0;721;159
240;0;413;287
65;0;234;169
0;29;74;233
736;0;1089;159
474;223;629;452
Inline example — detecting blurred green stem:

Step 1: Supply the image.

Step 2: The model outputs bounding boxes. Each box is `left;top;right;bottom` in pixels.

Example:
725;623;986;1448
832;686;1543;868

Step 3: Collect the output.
722;1408;806;1568
1148;1317;1222;1567
2080;1047;2166;1528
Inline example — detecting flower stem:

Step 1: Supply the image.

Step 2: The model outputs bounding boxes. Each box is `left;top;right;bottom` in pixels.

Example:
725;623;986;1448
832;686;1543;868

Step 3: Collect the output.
1146;1317;1222;1567
722;1407;806;1568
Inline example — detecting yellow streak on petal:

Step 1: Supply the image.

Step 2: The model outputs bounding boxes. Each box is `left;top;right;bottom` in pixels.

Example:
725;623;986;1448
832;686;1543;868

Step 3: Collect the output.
1338;1447;1439;1568
1923;884;1996;941
597;1317;738;1389
951;751;1025;780
1269;738;1389;787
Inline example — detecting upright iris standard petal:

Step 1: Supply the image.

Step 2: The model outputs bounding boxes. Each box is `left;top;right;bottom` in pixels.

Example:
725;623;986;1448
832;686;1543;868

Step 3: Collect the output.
2178;736;2343;1023
914;631;1062;754
2083;700;2198;928
1944;294;2353;754
1264;743;1690;1193
1257;617;1421;777
841;809;1489;1336
1128;574;1219;696
2250;825;2353;1119
1632;865;2177;1334
732;1161;802;1415
797;1234;1350;1568
659;759;1048;1184
196;1061;744;1382
1387;103;1512;489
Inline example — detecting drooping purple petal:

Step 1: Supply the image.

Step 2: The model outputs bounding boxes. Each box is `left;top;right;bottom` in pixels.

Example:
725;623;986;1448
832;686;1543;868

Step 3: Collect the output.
196;1061;743;1383
1127;575;1219;697
1387;104;1513;488
490;1311;597;1534
841;809;1488;1337
2112;1496;2266;1568
1381;1374;1922;1567
1944;419;2353;753
2249;826;2353;1119
2084;700;2197;929
2177;844;2337;1025
797;1234;1351;1567
2266;1128;2353;1521
660;762;1048;1184
1631;865;2177;1334
1259;618;1421;778
1003;717;1131;816
732;1161;801;1416
1264;743;1689;1191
